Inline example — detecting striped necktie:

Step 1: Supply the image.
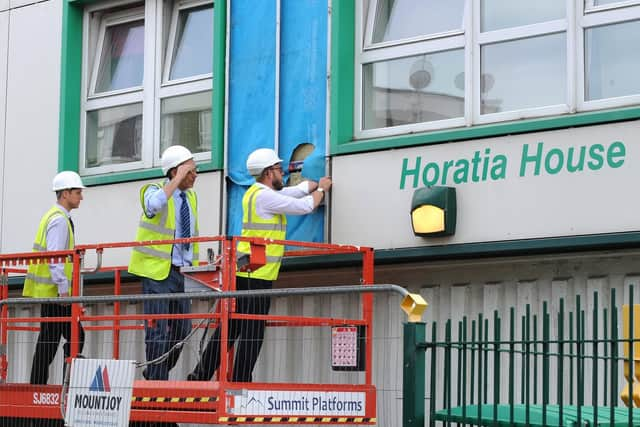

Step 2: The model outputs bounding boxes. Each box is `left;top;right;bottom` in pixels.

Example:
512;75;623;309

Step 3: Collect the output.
179;192;190;250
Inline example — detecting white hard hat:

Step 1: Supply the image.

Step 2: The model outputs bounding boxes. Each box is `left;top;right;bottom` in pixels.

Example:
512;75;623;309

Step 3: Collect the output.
161;145;194;175
52;171;86;191
246;148;282;176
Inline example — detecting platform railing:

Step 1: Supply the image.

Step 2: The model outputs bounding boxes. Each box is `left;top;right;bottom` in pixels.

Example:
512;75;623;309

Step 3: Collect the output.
0;236;426;425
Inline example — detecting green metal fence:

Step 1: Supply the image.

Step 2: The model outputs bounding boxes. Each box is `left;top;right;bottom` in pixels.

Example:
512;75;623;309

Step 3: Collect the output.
404;286;640;427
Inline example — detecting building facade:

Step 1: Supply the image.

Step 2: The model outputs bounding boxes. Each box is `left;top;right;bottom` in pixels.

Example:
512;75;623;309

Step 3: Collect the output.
2;0;640;424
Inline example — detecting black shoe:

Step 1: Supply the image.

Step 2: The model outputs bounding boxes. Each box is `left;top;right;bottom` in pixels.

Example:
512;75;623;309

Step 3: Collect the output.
142;368;149;380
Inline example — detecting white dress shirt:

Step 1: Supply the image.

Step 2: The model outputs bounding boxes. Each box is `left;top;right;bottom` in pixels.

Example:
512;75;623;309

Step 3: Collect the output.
254;181;314;219
46;203;73;295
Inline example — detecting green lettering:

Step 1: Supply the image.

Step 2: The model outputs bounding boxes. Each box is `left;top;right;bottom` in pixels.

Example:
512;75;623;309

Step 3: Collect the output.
544;148;564;174
453;159;469;184
607;141;625;168
520;142;543;176
422;162;440;187
441;160;454;185
491;155;507;180
482;148;491;181
566;146;585;172
400;157;421;189
471;151;482;182
588;144;604;170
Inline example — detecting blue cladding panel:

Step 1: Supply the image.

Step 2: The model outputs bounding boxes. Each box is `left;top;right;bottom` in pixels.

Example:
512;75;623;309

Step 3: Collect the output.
227;0;277;235
227;0;327;243
279;0;328;243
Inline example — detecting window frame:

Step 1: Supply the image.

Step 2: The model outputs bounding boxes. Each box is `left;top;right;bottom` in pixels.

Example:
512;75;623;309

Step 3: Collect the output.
331;0;640;156
155;0;214;166
584;0;640;12
88;6;145;98
162;0;213;85
59;0;226;185
355;0;468;139
81;3;148;175
472;1;573;125
577;1;640;111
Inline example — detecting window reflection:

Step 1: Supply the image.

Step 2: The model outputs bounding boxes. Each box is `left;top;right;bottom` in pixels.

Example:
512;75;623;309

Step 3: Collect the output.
585;20;640;101
363;50;464;129
371;0;464;43
481;0;564;32
160;91;212;155
169;4;214;80
481;33;566;114
86;104;143;167
96;20;144;92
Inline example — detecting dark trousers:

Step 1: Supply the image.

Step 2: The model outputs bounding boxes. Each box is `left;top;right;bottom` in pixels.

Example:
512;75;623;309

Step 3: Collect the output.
142;268;191;380
191;276;272;382
30;303;85;385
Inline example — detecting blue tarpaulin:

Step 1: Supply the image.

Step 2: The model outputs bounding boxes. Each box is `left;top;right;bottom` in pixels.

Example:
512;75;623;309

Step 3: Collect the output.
226;0;328;243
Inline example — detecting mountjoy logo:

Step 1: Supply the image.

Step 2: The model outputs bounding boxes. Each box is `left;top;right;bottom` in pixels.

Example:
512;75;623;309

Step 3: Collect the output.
89;366;111;392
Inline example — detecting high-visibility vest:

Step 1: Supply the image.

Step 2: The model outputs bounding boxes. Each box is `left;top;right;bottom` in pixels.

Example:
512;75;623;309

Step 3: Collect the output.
128;182;200;280
23;206;75;298
237;184;287;281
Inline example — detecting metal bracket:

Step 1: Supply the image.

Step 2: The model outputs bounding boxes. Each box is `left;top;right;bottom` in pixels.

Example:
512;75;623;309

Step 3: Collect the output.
400;293;428;323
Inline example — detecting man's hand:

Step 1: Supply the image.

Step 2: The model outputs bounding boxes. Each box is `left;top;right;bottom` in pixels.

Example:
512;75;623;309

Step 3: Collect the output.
318;176;332;191
163;161;197;198
59;291;70;305
174;162;196;184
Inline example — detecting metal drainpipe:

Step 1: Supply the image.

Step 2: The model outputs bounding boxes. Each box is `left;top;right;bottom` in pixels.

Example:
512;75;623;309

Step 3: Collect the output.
274;0;280;153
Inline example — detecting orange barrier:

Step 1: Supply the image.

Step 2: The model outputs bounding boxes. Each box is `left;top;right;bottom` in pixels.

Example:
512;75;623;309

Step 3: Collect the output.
0;236;378;425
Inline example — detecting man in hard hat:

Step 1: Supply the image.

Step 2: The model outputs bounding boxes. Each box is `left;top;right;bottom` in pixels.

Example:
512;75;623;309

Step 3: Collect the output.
24;171;86;385
188;147;331;382
128;145;200;381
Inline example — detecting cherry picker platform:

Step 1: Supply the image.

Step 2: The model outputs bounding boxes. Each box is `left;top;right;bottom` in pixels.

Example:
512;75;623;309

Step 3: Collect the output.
0;236;425;425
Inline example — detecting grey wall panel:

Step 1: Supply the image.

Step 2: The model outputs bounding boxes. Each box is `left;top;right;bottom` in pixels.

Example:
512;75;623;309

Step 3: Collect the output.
3;0;61;253
6;250;640;426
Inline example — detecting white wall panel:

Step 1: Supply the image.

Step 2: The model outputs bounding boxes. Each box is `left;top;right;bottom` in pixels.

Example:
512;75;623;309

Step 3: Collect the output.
73;172;222;267
2;0;61;253
332;121;640;250
0;11;7;247
0;1;8;12
8;0;43;10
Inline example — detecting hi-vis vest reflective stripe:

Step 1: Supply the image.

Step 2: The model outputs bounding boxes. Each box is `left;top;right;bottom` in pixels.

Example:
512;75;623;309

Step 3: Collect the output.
23;206;74;298
128;182;200;281
237;184;287;281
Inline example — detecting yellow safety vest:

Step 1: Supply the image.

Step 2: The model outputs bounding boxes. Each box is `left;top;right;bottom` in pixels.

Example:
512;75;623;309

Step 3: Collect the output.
237;184;287;281
23;206;75;298
128;182;200;280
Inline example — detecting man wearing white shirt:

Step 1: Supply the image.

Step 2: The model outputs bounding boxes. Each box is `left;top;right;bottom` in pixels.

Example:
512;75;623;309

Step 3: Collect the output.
24;171;86;385
128;145;200;381
188;148;331;382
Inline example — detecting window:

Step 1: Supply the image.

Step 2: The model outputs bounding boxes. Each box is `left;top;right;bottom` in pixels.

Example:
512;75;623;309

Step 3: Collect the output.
580;1;640;110
80;0;214;175
357;0;466;138
351;0;640;140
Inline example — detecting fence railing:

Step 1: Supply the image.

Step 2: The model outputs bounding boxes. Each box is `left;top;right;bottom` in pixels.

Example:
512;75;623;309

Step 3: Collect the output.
404;286;640;427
